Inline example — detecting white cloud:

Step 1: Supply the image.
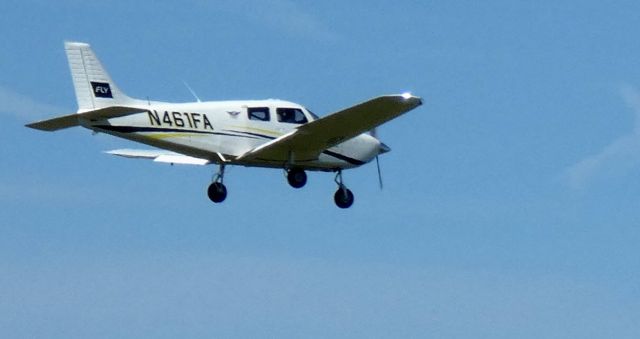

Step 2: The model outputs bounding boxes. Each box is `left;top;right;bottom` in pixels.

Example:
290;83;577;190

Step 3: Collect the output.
565;85;640;189
0;85;66;120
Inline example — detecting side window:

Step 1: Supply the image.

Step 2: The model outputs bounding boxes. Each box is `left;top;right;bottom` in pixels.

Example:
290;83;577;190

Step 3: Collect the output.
248;107;270;121
276;108;308;124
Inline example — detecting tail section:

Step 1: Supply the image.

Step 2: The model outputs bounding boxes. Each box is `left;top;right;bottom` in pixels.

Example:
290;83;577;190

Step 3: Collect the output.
25;42;146;131
65;41;136;111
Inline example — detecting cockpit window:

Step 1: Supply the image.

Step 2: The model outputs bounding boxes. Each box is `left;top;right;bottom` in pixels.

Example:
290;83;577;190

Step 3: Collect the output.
276;108;308;124
248;107;270;121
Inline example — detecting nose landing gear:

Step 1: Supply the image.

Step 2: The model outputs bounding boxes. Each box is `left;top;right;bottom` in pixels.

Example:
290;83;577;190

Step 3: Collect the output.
286;168;307;188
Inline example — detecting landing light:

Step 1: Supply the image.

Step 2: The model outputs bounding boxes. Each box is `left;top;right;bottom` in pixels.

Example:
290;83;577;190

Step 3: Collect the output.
401;92;412;99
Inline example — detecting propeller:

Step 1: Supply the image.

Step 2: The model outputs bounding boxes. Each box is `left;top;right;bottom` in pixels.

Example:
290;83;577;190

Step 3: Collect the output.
375;154;383;190
370;127;378;139
370;128;389;190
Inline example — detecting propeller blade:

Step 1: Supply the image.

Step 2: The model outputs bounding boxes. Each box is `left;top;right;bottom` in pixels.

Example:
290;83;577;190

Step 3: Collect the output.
376;155;383;190
370;127;378;139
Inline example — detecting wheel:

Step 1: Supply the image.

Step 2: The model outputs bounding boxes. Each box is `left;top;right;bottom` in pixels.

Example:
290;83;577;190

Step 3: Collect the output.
207;182;227;203
334;187;354;209
287;168;307;188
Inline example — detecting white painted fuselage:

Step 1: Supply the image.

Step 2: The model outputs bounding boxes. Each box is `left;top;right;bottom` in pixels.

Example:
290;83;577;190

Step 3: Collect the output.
88;99;382;171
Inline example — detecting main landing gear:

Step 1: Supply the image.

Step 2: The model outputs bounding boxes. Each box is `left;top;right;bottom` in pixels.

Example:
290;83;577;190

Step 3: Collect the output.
207;164;227;203
333;170;354;209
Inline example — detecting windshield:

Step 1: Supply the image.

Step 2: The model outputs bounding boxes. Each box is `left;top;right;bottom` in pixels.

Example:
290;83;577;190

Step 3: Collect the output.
307;109;320;121
276;108;308;124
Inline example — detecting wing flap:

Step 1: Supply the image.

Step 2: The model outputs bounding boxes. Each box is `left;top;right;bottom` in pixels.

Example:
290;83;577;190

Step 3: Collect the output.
237;94;422;163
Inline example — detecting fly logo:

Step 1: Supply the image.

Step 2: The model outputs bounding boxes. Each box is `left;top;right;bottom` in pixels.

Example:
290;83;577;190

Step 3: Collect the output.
90;81;113;98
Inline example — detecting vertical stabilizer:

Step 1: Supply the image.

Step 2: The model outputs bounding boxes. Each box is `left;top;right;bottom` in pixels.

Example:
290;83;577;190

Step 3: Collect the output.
64;41;135;112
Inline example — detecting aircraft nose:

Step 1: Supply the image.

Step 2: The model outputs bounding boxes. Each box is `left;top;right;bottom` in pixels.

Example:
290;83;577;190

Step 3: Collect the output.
379;142;391;154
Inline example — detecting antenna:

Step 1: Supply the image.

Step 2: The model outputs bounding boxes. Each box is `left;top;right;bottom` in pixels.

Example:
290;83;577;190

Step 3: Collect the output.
183;81;201;103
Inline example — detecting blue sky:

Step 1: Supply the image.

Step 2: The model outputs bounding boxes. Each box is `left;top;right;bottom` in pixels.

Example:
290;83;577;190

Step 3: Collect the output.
2;0;640;338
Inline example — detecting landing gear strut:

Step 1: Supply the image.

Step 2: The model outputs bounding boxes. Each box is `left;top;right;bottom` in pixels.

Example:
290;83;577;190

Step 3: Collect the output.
333;170;354;209
286;168;307;188
207;164;227;203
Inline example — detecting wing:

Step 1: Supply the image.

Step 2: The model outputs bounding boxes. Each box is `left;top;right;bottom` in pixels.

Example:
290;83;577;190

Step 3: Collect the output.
26;106;147;131
106;149;210;165
237;94;422;163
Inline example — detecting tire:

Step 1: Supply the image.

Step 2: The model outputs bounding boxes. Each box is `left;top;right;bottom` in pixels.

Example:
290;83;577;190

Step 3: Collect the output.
207;182;227;203
287;169;307;189
334;188;354;208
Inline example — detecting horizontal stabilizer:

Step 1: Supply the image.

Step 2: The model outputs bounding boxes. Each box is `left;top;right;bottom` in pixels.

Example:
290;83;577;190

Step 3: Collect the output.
106;149;210;165
25;113;80;131
26;106;147;131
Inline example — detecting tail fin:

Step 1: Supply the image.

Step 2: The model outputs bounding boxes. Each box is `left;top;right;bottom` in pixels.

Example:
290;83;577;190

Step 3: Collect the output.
65;41;136;112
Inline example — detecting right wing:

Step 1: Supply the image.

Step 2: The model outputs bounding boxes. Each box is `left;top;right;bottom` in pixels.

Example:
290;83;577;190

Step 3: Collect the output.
237;94;422;163
26;106;146;131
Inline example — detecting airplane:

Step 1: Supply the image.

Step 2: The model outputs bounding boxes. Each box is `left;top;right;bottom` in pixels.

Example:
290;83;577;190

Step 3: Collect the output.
26;42;422;208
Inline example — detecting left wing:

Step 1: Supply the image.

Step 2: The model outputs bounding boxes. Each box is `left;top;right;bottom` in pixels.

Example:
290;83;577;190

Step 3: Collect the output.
237;94;422;163
106;149;210;165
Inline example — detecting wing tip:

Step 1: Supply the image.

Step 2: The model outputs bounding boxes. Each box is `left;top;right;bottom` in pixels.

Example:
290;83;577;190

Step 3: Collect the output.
398;92;422;105
25;122;43;130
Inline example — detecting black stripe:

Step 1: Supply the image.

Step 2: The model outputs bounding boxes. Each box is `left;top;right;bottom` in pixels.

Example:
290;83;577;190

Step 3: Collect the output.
322;150;366;165
93;125;261;139
224;130;277;140
93;125;214;134
225;131;364;165
95;125;366;165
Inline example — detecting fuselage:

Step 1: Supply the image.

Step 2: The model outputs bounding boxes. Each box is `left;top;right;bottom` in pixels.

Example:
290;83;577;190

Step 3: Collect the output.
81;99;384;171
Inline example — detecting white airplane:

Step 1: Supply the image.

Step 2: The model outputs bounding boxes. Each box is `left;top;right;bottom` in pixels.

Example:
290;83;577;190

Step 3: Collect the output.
27;42;422;208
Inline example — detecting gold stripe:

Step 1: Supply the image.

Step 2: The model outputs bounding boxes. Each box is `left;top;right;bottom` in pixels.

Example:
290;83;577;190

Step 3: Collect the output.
229;125;282;137
147;133;207;140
